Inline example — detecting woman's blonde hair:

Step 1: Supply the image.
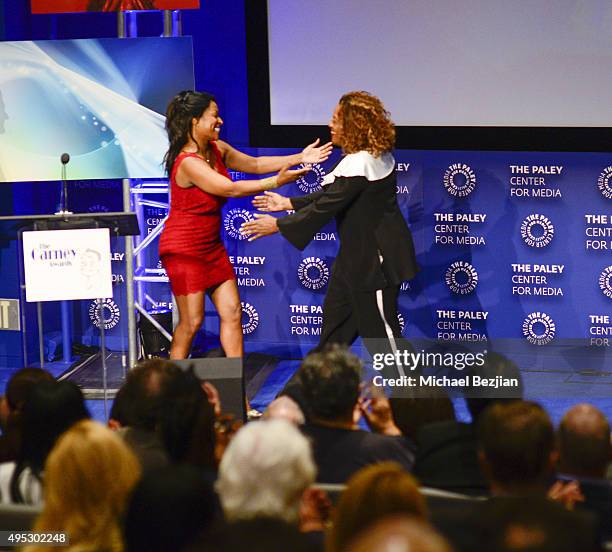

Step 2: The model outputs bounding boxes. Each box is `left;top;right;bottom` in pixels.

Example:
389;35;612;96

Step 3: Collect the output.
327;462;427;552
25;420;141;552
338;91;395;156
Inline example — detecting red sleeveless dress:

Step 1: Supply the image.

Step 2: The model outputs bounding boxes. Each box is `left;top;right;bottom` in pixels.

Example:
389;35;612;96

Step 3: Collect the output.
159;143;236;296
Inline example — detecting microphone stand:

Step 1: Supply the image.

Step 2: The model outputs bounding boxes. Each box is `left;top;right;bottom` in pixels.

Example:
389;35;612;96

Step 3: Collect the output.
56;154;72;216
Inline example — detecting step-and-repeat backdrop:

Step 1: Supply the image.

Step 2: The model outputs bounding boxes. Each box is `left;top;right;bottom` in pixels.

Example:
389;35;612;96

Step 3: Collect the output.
4;148;611;372
125;148;612;367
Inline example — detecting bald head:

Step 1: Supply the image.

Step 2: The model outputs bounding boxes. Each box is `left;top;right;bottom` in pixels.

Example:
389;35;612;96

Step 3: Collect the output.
346;517;453;552
263;396;305;425
559;403;611;478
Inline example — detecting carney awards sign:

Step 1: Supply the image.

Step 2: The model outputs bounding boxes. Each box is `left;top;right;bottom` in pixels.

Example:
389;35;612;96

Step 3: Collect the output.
23;229;113;302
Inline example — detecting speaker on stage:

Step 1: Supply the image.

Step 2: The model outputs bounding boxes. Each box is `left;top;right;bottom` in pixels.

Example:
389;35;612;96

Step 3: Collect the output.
172;358;245;421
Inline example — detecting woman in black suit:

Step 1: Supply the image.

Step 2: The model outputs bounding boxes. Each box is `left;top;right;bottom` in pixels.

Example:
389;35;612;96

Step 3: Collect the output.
241;91;418;358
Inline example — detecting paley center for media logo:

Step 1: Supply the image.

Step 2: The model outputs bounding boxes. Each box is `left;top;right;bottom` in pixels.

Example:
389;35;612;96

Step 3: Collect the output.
298;257;330;290
89;298;121;330
522;311;556;345
224;208;254;241
445;261;478;295
597;166;612;200
297;163;326;194
443;163;477;198
520;214;555;248
241;302;259;334
599;265;612;299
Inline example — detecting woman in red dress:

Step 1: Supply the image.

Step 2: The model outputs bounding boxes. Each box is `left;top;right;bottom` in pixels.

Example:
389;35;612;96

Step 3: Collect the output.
159;90;331;359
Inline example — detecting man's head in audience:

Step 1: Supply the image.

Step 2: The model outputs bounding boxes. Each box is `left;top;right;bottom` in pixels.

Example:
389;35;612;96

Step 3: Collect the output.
298;345;361;426
345;517;453;552
558;403;611;479
216;419;316;524
479;401;556;495
263;395;305;425
109;359;181;431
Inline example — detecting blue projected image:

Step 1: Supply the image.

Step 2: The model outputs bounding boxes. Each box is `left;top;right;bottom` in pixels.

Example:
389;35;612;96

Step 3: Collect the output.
0;37;194;182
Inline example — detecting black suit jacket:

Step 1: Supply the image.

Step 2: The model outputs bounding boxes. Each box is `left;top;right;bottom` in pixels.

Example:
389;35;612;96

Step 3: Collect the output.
277;170;419;291
414;421;489;495
432;495;602;552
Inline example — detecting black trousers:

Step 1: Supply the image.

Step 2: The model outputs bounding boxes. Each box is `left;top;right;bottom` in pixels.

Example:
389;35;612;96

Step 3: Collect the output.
282;271;413;407
314;271;402;354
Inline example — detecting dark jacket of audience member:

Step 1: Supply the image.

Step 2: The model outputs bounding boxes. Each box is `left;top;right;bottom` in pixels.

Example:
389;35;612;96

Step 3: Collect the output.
297;346;414;483
125;465;220;552
431;401;601;552
0;368;54;464
189;518;313;552
557;403;612;541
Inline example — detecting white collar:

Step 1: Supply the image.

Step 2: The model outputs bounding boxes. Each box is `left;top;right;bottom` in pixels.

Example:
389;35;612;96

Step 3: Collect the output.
322;151;395;186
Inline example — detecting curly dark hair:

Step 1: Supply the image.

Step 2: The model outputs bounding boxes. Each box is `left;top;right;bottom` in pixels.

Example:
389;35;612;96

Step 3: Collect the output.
163;90;215;176
297;344;362;421
338;91;395;156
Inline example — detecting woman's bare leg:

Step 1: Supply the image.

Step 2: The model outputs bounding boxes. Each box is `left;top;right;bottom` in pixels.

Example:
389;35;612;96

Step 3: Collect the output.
170;291;205;359
209;279;243;357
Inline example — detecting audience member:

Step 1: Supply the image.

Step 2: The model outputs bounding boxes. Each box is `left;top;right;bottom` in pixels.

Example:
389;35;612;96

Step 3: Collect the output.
388;386;455;442
191;518;313;552
263;395;305;425
432;401;601;552
125;464;219;552
216;419;316;525
558;403;612;541
414;352;522;495
0;380;89;504
109;359;181;473
157;367;217;470
297;345;414;483
328;462;428;552
0;368;54;463
345;516;454;552
22;420;140;552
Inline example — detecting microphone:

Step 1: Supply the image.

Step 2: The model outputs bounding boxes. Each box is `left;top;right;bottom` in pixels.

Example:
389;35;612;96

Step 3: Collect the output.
56;152;73;215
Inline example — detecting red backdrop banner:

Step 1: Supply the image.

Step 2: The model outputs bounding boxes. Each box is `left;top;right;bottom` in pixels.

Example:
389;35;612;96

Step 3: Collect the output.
31;0;200;13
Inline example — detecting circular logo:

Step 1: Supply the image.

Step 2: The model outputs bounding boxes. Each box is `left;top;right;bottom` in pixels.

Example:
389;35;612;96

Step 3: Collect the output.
522;312;556;346
445;261;479;294
241;302;259;335
443;163;477;198
89;298;121;330
397;312;405;334
297;163;326;194
599;265;612;299
224;208;254;241
520;214;555;248
597;166;612;199
297;257;330;290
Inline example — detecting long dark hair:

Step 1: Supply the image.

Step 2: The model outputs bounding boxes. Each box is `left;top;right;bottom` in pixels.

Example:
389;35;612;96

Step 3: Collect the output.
157;367;216;470
10;380;90;503
163;90;216;176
